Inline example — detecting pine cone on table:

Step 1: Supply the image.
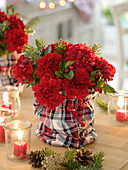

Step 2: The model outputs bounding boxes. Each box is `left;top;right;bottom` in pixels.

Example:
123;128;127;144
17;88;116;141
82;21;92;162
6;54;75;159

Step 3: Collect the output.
28;150;44;168
42;155;64;170
75;148;93;166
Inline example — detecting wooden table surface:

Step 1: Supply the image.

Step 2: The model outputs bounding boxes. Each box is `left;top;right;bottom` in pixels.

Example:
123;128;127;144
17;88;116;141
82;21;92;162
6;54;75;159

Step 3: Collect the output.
0;87;128;170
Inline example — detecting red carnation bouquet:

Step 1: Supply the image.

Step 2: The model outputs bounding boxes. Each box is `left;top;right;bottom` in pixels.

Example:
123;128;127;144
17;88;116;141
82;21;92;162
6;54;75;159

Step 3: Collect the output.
12;39;116;110
0;5;39;56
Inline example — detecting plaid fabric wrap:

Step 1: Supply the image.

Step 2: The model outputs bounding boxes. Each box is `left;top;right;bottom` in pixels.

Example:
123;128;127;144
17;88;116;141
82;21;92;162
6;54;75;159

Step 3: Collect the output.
33;94;97;148
0;53;18;86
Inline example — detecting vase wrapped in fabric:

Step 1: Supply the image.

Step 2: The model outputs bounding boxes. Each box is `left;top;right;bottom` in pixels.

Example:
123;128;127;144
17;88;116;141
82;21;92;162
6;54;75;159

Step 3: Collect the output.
33;93;97;148
12;39;116;148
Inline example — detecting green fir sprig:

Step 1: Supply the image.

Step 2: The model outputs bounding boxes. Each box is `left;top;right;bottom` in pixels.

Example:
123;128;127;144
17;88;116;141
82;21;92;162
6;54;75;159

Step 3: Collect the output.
89;44;101;56
54;39;67;55
23;38;45;64
25;17;40;35
28;148;105;170
6;5;18;15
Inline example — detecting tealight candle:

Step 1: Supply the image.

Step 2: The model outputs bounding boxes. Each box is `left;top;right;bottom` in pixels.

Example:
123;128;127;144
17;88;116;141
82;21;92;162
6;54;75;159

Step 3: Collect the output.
14;131;27;160
0;86;21;118
116;95;127;122
1;92;13;110
0;109;12;143
108;90;128;125
4;120;32;161
0;117;5;142
116;108;127;122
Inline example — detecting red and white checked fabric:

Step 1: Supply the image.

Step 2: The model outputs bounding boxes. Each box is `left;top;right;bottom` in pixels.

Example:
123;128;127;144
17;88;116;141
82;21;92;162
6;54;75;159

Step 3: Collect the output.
0;52;18;86
33;94;97;148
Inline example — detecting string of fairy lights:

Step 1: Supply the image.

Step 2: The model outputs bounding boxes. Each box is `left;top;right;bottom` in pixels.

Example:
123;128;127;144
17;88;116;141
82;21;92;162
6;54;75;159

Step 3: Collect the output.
39;0;75;10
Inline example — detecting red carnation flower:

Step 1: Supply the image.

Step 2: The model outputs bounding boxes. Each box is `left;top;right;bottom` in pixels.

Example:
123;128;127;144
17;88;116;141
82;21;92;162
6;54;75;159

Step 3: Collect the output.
36;52;62;79
65;43;96;72
32;77;66;110
95;57;116;81
0;11;8;23
8;15;25;30
4;29;28;53
12;54;33;83
62;68;93;98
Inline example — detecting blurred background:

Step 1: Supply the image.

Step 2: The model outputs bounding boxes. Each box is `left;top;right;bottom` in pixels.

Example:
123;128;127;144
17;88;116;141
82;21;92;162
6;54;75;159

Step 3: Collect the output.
1;0;128;90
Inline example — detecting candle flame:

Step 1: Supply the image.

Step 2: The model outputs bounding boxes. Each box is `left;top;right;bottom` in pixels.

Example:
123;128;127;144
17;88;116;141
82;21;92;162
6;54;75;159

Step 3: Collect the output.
14;124;23;140
17;131;23;141
117;95;125;109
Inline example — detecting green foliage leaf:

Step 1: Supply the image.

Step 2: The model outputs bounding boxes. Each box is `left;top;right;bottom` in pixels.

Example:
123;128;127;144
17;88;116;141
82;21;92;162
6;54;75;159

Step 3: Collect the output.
60;60;66;70
90;70;97;78
96;97;108;112
103;84;116;93
55;70;64;78
90;70;98;82
44;45;52;55
64;70;74;79
97;80;104;88
65;61;75;69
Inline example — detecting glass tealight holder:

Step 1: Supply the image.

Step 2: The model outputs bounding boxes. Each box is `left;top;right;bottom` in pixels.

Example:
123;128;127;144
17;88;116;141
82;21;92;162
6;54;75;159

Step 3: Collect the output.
4;120;32;161
0;108;12;143
0;85;21;118
108;90;128;125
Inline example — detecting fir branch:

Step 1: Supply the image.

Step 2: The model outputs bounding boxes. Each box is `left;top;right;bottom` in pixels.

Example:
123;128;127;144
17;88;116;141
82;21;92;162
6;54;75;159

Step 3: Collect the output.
60;149;79;169
0;21;10;38
55;39;67;55
23;38;45;63
28;148;105;169
87;152;105;170
42;148;60;158
25;17;40;34
6;5;19;15
63;149;76;161
96;97;108;112
61;159;82;170
89;44;101;56
35;38;45;49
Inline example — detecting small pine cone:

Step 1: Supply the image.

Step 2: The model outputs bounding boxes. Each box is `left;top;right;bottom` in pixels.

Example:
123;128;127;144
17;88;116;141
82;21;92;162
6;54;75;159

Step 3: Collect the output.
42;155;64;170
75;148;93;166
28;150;44;168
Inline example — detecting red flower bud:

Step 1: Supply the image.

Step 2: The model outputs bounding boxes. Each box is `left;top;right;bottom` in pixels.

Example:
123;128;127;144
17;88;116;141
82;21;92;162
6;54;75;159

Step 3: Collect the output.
65;69;69;73
69;65;74;70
